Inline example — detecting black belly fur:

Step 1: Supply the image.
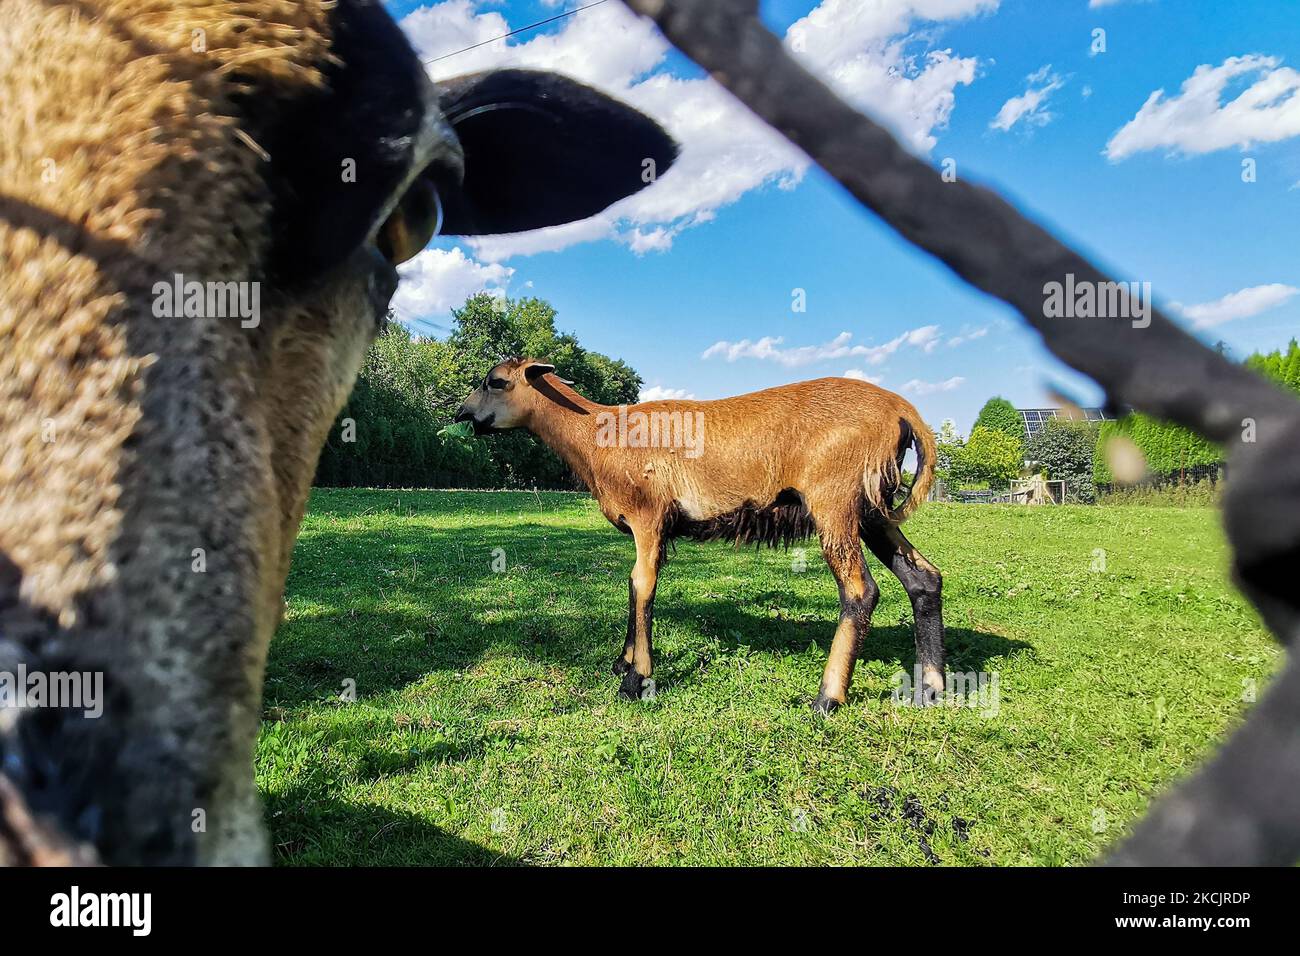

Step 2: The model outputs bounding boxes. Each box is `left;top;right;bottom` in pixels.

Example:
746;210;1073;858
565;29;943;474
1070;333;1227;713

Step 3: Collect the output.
664;488;817;550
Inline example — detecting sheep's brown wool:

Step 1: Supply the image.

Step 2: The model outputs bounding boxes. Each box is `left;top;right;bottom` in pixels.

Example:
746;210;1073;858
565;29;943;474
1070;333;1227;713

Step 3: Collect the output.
0;0;352;871
456;360;949;712
0;1;674;865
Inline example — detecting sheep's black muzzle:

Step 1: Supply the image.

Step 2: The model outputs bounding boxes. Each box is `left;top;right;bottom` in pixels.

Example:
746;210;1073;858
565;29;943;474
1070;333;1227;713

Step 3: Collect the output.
454;407;494;435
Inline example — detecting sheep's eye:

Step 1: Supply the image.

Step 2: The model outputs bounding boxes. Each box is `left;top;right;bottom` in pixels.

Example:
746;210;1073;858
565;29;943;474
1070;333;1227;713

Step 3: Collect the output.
488;378;508;390
377;174;443;265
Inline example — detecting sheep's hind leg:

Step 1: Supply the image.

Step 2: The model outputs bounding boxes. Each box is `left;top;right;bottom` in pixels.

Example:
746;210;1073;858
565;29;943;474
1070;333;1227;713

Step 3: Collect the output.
863;521;946;705
812;530;880;715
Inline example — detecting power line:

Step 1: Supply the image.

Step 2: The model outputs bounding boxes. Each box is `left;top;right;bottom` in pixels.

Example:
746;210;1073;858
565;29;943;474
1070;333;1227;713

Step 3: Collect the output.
423;0;610;65
392;311;448;338
412;1;612;338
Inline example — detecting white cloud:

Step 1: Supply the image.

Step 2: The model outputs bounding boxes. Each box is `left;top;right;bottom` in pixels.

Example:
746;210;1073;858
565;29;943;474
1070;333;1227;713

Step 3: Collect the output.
390;246;513;320
1169;283;1299;329
701;326;942;367
947;325;989;347
639;385;697;402
786;0;996;153
626;225;679;255
401;0;996;260
1106;55;1300;160
990;64;1066;132
463;218;615;262
900;376;965;395
843;369;884;383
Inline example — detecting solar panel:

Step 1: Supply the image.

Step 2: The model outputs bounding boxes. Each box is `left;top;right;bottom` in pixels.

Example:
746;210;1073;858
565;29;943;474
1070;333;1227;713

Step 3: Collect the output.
1016;407;1112;440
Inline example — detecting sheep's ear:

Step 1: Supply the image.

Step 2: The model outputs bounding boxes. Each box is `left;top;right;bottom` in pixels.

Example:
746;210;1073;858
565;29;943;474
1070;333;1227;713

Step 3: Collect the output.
435;70;678;236
523;363;556;384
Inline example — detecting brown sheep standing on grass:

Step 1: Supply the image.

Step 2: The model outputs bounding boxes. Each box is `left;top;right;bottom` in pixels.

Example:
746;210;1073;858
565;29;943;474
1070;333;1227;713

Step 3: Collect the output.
456;360;946;713
0;0;675;865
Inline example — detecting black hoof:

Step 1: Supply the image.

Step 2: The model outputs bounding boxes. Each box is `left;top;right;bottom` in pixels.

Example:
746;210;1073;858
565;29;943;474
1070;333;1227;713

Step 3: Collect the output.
618;669;653;701
612;656;632;676
811;693;841;716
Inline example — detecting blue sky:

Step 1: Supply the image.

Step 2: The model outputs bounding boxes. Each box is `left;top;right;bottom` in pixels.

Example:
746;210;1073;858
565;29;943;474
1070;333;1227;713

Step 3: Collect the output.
386;0;1299;433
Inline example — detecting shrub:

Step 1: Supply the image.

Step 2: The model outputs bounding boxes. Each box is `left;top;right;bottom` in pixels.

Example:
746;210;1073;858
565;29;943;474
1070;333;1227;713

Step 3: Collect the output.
1099;479;1221;507
1093;414;1222;485
1027;417;1097;503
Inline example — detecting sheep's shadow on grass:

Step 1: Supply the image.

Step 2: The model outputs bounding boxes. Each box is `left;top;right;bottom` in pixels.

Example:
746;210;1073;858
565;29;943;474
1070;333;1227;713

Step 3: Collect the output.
265;784;521;867
274;515;1030;708
269;521;630;707
265;602;622;710
651;598;1031;703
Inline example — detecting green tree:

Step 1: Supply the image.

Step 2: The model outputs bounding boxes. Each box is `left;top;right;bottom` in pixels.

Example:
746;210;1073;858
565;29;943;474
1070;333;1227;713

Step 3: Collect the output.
973;396;1024;469
1245;338;1300;395
949;426;1022;490
933;419;963;478
441;294;642;488
1028;417;1097;503
974;397;1024;445
447;294;640;406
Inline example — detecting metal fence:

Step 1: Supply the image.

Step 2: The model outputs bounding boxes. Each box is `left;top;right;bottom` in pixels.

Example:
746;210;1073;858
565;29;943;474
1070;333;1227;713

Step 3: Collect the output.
1095;462;1224;497
624;0;1300;865
937;480;1066;505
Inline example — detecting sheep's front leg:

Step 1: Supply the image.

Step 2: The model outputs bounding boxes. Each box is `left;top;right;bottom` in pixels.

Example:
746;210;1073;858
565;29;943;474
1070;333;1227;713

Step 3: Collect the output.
618;525;663;700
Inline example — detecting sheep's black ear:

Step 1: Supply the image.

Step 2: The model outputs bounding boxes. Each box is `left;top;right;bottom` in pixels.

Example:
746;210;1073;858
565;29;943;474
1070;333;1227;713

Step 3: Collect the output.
435;70;678;236
523;363;556;383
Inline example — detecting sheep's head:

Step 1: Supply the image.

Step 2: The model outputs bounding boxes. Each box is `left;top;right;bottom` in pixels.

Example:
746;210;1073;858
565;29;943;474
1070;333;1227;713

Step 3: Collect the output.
455;359;573;434
0;0;674;865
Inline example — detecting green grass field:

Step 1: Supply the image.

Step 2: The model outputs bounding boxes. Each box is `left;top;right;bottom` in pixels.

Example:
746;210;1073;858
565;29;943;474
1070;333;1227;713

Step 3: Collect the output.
258;489;1278;866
